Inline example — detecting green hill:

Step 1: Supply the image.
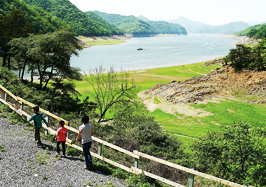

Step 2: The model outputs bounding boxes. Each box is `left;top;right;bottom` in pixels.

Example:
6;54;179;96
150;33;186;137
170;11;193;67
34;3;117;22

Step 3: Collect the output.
84;11;123;35
23;0;120;36
236;24;266;39
0;0;68;33
147;21;187;35
93;10;157;35
138;16;187;35
93;11;187;35
197;22;250;34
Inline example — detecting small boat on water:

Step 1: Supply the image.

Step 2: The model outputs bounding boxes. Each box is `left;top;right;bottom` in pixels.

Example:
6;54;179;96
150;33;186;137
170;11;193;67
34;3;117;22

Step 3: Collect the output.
137;48;143;50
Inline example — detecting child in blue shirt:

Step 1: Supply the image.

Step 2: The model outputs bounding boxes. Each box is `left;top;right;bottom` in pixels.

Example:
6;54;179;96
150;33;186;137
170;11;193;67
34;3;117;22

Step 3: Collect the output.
28;106;49;147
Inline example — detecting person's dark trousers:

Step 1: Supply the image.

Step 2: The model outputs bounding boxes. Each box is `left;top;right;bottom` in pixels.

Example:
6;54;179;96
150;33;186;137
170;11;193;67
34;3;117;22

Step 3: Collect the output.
82;142;92;167
35;127;42;146
57;141;66;155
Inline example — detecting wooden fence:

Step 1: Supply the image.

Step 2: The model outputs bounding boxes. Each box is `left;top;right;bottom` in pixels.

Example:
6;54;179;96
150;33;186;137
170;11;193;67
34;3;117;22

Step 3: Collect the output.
0;84;250;187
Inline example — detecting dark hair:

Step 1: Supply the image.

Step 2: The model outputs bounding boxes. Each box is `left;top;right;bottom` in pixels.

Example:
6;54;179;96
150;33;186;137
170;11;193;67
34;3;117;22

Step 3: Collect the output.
82;115;89;124
33;106;39;112
59;120;65;126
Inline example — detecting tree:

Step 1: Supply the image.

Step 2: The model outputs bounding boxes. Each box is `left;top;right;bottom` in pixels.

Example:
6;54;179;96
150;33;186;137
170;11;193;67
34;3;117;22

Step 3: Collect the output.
192;121;266;186
85;66;140;123
0;9;33;69
9;29;82;90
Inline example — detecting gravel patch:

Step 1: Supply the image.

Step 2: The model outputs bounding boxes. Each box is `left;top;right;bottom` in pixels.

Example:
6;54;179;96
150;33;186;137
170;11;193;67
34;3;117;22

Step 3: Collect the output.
0;117;126;187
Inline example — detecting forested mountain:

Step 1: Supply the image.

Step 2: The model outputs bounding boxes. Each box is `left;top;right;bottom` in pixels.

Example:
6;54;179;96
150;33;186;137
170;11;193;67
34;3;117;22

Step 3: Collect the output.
137;15;150;22
197;22;251;34
84;11;123;35
93;11;157;35
236;24;266;39
138;16;187;35
93;11;187;35
23;0;121;36
0;0;68;33
169;17;210;33
169;17;250;34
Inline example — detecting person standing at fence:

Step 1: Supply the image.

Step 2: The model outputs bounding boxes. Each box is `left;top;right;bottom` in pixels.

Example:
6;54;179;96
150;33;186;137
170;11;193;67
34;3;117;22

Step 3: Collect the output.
27;106;49;148
55;120;68;158
76;115;93;170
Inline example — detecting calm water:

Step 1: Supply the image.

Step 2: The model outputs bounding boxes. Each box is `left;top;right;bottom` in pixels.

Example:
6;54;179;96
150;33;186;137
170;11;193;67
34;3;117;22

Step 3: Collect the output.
70;34;237;73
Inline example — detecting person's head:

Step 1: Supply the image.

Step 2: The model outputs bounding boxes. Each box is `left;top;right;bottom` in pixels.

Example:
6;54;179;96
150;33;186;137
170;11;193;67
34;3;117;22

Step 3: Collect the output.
82;115;89;124
59;120;65;127
33;106;39;113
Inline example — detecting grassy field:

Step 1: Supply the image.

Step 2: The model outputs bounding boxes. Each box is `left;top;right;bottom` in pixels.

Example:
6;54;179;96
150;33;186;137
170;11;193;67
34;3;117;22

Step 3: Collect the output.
73;60;266;151
85;39;127;46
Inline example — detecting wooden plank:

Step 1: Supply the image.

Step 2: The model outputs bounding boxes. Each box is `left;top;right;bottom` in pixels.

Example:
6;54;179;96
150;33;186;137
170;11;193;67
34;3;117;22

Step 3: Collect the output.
131;167;185;187
0;84;18;101
133;151;246;187
92;136;139;159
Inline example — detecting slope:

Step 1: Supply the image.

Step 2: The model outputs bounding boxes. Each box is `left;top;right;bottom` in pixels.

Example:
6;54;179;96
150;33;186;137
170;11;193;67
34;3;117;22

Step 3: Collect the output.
23;0;119;36
137;16;187;35
0;0;68;33
197;22;251;34
169;17;210;33
236;24;266;39
93;10;157;35
85;11;123;35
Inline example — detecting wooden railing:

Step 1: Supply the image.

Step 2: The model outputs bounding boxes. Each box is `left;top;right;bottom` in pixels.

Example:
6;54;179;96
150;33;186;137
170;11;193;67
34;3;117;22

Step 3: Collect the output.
0;84;250;187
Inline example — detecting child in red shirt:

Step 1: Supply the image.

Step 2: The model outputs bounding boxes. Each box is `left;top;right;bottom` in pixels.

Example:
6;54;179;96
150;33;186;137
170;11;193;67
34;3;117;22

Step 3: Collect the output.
55;120;68;158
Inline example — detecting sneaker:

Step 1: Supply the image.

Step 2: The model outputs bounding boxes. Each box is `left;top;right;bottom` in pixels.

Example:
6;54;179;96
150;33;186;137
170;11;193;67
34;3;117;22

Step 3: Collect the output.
61;155;66;158
84;165;88;169
55;153;60;156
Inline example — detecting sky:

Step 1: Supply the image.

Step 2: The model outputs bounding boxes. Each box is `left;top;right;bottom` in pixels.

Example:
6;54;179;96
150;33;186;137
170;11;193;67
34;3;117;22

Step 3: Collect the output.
69;0;266;26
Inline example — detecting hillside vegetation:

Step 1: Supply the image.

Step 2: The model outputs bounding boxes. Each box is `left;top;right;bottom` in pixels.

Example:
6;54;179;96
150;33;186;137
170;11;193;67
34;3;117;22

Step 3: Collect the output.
85;11;123;35
197;22;251;34
23;0;121;36
93;11;187;35
0;0;68;33
93;10;157;35
236;24;266;39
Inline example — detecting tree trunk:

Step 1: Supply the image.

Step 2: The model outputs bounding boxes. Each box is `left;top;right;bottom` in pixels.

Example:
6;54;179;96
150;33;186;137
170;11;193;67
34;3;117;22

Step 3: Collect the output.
7;54;11;70
43;65;54;91
21;62;26;81
31;69;33;83
2;53;6;67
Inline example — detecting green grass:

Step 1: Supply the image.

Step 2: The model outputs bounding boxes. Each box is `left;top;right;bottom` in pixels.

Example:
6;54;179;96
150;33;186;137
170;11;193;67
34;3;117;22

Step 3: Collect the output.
85;39;127;46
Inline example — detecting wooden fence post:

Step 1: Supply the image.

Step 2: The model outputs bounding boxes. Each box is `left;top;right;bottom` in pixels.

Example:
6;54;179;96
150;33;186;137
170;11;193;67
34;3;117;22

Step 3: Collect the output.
20;102;24;111
4;92;7;102
134;158;139;168
98;143;102;156
45;116;49;135
189;173;194;187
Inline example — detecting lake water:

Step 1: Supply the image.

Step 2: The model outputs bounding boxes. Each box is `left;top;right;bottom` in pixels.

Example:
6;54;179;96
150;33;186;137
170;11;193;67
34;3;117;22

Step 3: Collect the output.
70;34;238;73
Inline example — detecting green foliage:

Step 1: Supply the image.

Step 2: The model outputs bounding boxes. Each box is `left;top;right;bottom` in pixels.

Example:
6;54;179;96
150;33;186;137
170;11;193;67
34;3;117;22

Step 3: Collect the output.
0;0;68;34
85;11;123;35
24;0;119;36
0;67;93;115
8;111;25;125
147;20;187;35
192;121;266;186
66;147;82;156
43;176;48;180
93;11;157;35
236;24;266;39
0;145;5;152
228;40;266;71
9;29;82;90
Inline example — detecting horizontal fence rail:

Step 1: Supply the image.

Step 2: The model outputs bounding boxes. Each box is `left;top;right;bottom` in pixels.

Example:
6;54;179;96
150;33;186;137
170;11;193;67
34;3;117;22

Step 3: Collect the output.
0;84;251;187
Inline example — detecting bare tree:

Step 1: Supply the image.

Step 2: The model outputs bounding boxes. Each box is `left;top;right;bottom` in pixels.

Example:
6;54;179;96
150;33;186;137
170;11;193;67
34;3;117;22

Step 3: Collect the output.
85;66;139;123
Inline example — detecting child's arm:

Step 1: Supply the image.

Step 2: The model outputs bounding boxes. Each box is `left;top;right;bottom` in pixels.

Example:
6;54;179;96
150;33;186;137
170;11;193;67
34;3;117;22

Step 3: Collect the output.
41;115;49;127
76;131;81;142
27;115;34;122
